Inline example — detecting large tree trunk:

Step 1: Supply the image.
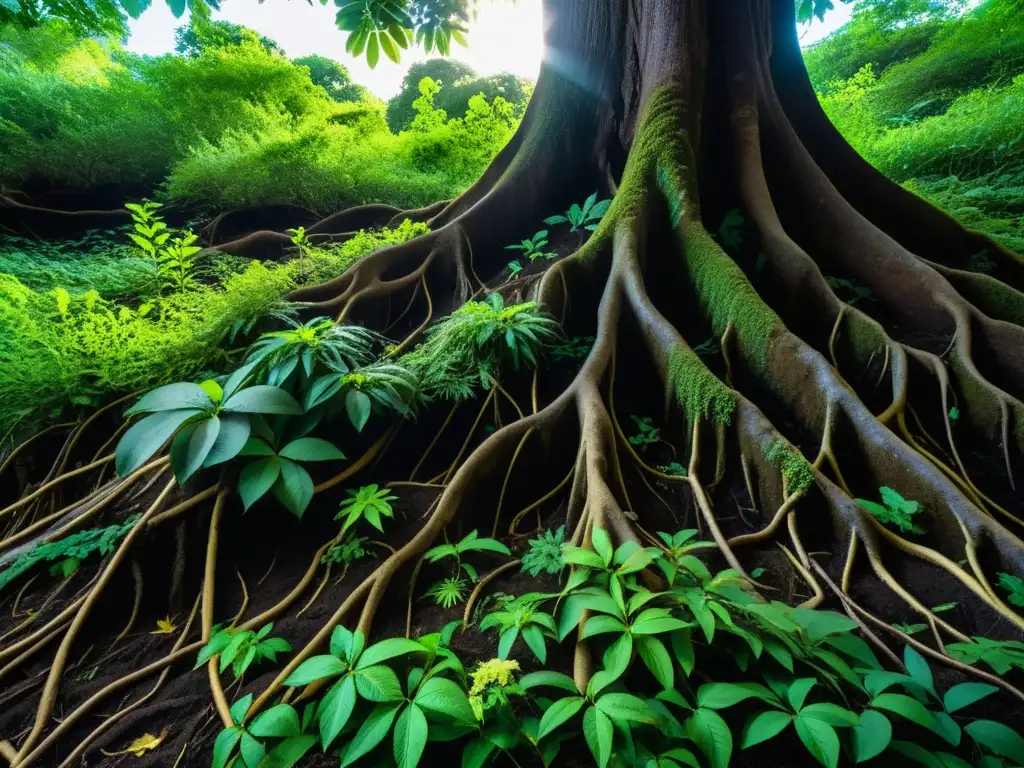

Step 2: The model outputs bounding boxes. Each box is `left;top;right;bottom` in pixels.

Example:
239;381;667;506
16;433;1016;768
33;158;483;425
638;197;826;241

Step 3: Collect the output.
5;1;1024;764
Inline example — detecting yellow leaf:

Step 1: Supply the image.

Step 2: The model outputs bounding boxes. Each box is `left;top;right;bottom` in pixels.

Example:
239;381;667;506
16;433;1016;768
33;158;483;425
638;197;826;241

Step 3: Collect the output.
101;730;167;757
151;617;177;635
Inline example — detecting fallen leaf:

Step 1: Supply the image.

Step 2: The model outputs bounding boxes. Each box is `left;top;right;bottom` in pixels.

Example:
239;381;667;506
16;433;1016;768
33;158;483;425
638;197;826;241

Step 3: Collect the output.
101;730;167;757
151;617;177;635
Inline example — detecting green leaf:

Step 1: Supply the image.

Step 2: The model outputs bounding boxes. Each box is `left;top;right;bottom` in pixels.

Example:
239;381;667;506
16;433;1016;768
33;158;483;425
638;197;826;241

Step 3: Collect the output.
904;645;936;695
870;693;938;733
222;385;304;415
596;693;656;725
203;413;251;467
850;709;891;763
320;675;357;749
583;706;613;768
212;727;242;768
601;632;633;681
698;682;778;710
172;415;220;484
415;677;476;725
240;732;265;768
229;694;253;726
249;704;301;739
741;711;792;748
522;624;547;663
581;615;627;639
239;457;282;510
284;655;346;686
346;390;373;432
356;664;405;702
279;437;345;463
393;702;428;768
519;671;578;693
261;735;317;768
889;740;945;768
498;626;518;659
537;696;586;740
461;737;496;768
965;720;1024;760
116;409;202;476
341;703;401;767
126;383;212;415
272;459;314;518
799;703;859;727
357;638;426;669
795;715;839;768
686;709;733;768
636;635;674;690
944;682;998;713
366;30;380;68
591;528;613;566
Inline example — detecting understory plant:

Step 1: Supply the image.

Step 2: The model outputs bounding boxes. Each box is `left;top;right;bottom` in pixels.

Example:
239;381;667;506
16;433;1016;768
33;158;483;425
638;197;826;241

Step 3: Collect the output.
505;230;556;261
544;192;611;233
520;526;567;577
197;622;292;679
337;484;399;533
424;530;511;608
856;486;924;534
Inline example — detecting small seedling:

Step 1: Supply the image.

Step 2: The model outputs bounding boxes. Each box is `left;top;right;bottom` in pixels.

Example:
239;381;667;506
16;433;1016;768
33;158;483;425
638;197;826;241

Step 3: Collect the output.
856;486;924;534
718;208;744;251
826;276;878;306
152;617;177;635
931;602;957;614
693;337;720;358
968;250;996;273
544;192;611;233
321;534;371;567
551;336;594;361
505;230;555;261
424;529;511;582
336;484;398;533
480;593;557;663
628;415;661;451
507;260;523;279
893;621;927;635
750;567;766;579
949;406;960;422
657;461;688;477
520;526;567;577
427;576;469;608
196;623;291;679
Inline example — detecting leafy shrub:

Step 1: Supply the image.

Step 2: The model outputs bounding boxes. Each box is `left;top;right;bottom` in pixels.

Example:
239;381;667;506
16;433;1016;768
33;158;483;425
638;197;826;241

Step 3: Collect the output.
196;622;292;679
520;526;567;577
337;484;398;533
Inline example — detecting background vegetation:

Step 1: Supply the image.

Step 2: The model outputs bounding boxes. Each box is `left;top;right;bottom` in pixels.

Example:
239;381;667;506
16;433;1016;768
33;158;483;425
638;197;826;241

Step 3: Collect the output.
804;0;1024;252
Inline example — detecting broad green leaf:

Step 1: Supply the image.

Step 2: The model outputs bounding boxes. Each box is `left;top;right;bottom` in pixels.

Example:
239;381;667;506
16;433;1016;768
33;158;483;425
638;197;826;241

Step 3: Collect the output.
583;706;613;768
795;716;839;768
519;671;578;693
116;409;201;476
174;415;220;484
602;632;633;681
249;704;301;739
280;437;345;462
284;655;346;686
239;457;281;510
229;694;253;726
357;638;426;669
341;703;401;767
671;630;695;676
272;458;314;518
461;737;496;768
943;682;998;714
741;710;792;749
904;645;936;695
581;615;627;639
126;383;211;415
965;719;1024;760
356;664;404;702
262;735;317;768
240;732;265;768
932;710;962;746
788;608;858;642
222;385;304;415
415;677;476;725
686;708;733;768
595;693;656;724
850;709;892;763
870;693;938;733
636;635;674;690
320;675;357;749
889;740;945;768
522;624;547;663
799;703;859;727
498;626;518;659
393;703;428;768
346;389;373;432
537;696;585;740
591;528;613;566
212;727;242;768
203;413;251;467
698;682;778;710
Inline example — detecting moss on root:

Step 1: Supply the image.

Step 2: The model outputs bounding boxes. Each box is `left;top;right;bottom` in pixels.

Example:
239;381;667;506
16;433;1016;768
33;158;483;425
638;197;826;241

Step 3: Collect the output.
766;437;815;496
668;345;736;424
